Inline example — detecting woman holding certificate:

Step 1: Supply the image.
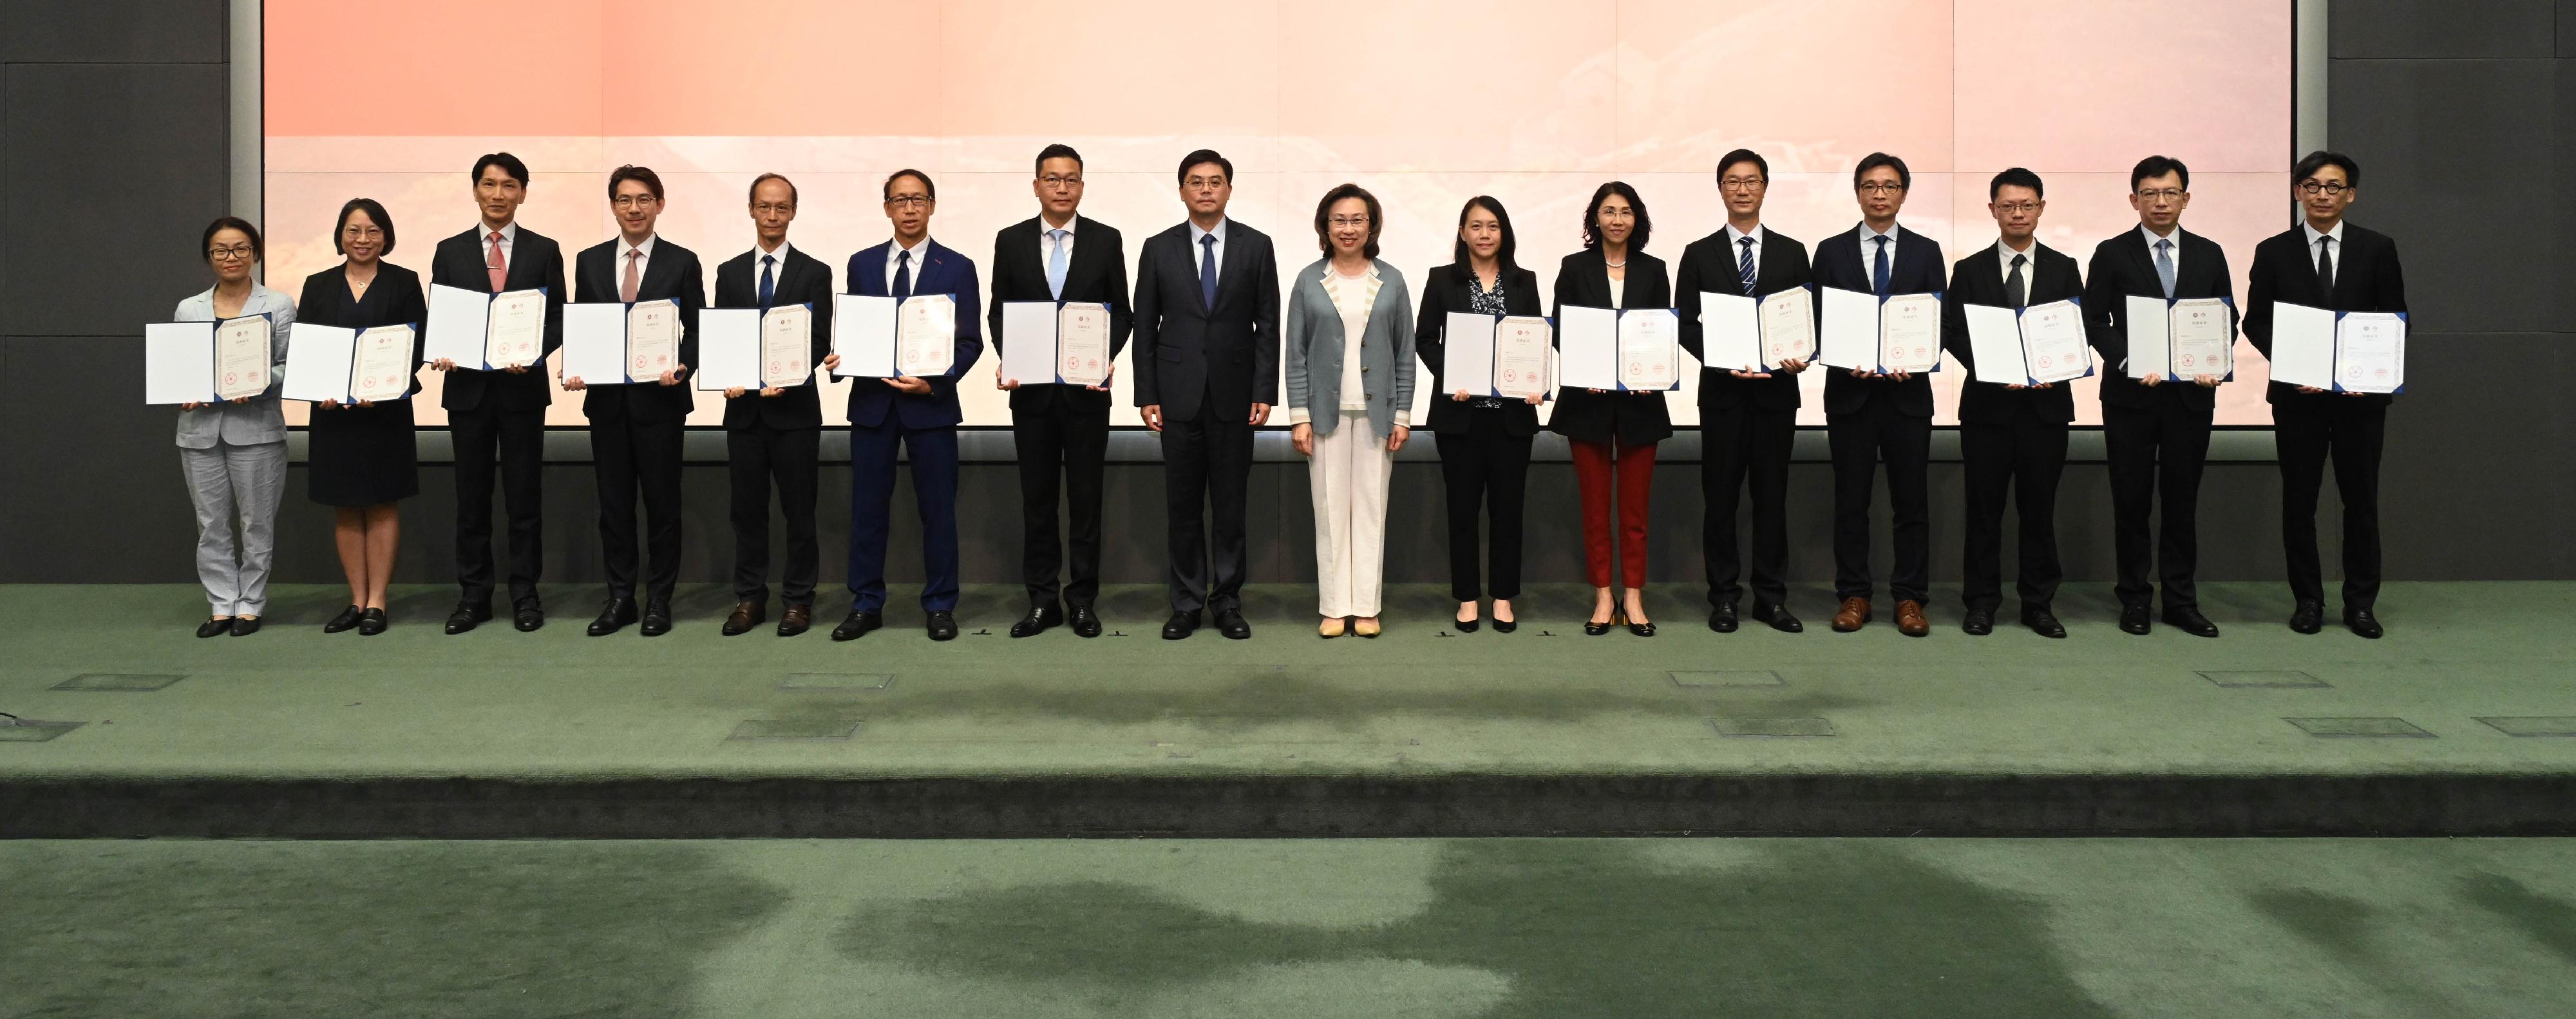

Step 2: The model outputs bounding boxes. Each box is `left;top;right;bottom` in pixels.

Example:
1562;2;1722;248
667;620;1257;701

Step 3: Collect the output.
1551;183;1669;637
295;198;428;635
1284;183;1416;638
173;217;296;637
1415;197;1544;633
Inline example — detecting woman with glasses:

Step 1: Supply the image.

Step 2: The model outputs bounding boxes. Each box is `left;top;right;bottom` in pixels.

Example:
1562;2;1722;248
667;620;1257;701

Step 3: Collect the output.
296;198;428;635
1284;183;1416;637
173;217;296;637
1553;182;1669;636
1415;196;1543;632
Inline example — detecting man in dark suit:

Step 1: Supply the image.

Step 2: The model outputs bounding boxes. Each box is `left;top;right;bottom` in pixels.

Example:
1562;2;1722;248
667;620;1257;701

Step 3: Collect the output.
989;144;1133;640
2244;151;2408;639
1941;168;2083;639
2083;154;2233;639
712;173;832;638
1810;152;1947;637
1676;148;1811;635
565;165;702;637
1133;149;1281;640
428;151;565;635
827;169;984;642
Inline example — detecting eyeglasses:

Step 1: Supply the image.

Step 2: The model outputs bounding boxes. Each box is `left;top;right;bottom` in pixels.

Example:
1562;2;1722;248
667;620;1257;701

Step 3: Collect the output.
610;194;659;209
2134;187;2186;201
1858;183;1906;196
884;196;931;209
2298;181;2351;196
1184;176;1227;189
752;201;795;215
1991;201;2040;214
1719;177;1765;191
207;245;256;261
1327;216;1370;228
1039;175;1083;188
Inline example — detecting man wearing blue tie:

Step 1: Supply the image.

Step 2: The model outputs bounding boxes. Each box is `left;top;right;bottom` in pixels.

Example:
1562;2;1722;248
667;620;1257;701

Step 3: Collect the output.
713;173;833;637
828;169;983;642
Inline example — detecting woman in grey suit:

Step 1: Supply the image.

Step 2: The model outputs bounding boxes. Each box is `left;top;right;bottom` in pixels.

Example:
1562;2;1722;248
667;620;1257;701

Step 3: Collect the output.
173;216;296;637
1285;183;1416;637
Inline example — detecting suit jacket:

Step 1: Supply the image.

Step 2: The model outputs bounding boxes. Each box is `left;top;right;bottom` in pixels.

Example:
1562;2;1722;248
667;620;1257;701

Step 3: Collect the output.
1548;247;1674;445
2243;221;2408;407
2083;226;2235;411
1676;227;1813;413
1414;262;1544;436
845;238;985;429
712;244;835;431
1811;223;1947;418
1131;220;1282;423
296;261;429;397
430;224;567;413
574;237;705;423
986;215;1134;415
170;283;296;448
1940;241;2084;425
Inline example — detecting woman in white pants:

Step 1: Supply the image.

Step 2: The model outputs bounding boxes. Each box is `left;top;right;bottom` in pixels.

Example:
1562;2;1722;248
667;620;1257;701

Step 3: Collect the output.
1285;183;1416;637
173;216;296;637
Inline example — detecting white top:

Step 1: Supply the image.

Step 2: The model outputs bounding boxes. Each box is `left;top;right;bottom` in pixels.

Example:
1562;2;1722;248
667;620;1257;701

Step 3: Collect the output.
1608;271;1626;308
1189;219;1227;292
2140;223;2183;277
1327;263;1378;413
1725;224;1765;292
884;236;933;294
2302;220;2345;286
745;239;794;296
1855;222;1902;281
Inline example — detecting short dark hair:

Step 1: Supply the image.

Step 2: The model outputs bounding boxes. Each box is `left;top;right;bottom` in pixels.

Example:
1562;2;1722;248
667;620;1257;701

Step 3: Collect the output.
1451;196;1518;274
1581;181;1651;252
1716;148;1770;184
471;152;529;187
747;173;798;206
1034;144;1084;176
202;216;263;261
1853;152;1911;191
607;165;664;202
2293;150;2361;189
1311;183;1383;260
331;198;396;256
2130;154;2190;192
882;169;934;201
1177;149;1233;185
1989;167;2044;200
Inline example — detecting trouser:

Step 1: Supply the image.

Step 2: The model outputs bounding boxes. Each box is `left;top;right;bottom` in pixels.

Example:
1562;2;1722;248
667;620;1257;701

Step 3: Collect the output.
1159;402;1254;614
1570;436;1656;589
180;440;286;616
449;404;545;605
726;424;820;607
1827;402;1931;603
1011;397;1110;608
1310;409;1394;617
2102;398;2212;612
1434;416;1532;601
1700;402;1795;608
590;409;685;604
1959;416;2068;613
846;418;960;614
2274;395;2387;610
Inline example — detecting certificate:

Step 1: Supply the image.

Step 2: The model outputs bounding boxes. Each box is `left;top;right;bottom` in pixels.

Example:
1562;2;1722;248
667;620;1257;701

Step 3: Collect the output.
625;299;680;382
896;294;956;377
1877;293;1943;373
560;304;626;385
2334;311;2405;394
1493;315;1551;400
2266;301;2337;390
1443;312;1498;396
1757;287;1816;368
350;325;416;402
1056;302;1111;386
2123;295;2172;379
283;323;357;404
831;294;898;377
1961;304;2030;386
2018;299;2091;384
2168;297;2234;380
214;315;272;400
1696;292;1759;373
1617;308;1680;391
484;288;546;368
761;304;813;388
1555;305;1620;391
694;308;760;391
144;323;216;404
998;301;1057;386
1817;287;1879;370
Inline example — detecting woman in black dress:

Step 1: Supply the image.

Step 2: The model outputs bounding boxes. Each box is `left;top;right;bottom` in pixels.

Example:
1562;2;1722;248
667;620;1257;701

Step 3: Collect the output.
297;198;427;635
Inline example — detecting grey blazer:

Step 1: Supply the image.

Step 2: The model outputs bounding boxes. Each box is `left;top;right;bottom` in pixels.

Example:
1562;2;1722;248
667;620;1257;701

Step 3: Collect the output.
1283;258;1416;438
171;283;296;449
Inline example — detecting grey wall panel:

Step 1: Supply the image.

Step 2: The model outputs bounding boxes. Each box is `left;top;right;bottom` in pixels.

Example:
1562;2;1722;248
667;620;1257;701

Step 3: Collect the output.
2563;2;2576;57
0;0;227;64
0;337;204;583
2378;333;2576;579
3;63;229;337
2331;0;2558;59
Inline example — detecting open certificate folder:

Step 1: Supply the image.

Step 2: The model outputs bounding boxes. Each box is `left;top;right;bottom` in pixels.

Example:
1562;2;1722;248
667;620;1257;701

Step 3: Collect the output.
2267;303;2406;394
2121;295;2237;380
423;284;547;369
1556;306;1680;392
692;308;761;391
1819;288;1944;373
144;315;267;404
1696;288;1816;373
831;293;957;378
562;298;681;384
1441;313;1553;400
284;323;417;404
1962;298;2092;385
999;301;1112;387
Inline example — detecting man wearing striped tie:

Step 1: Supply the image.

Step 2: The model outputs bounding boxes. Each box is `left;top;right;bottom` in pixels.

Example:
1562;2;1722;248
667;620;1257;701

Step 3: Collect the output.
1675;148;1814;635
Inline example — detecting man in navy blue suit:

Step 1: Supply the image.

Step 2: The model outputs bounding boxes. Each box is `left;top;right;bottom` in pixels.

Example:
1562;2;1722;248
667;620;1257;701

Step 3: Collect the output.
826;169;983;642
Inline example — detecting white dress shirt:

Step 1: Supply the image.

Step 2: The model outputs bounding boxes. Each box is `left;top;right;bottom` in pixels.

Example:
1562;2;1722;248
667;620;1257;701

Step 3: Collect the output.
746;238;794;294
1189;219;1227;292
616;234;657;295
1855;222;1902;281
2302;220;2345;286
1724;223;1766;290
477;221;518;279
884;236;934;294
1995;237;2042;290
2139;223;2183;277
1039;215;1077;272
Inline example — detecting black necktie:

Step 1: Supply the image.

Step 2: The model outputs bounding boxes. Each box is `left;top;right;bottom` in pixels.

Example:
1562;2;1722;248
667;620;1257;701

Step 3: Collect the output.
2314;237;2334;299
758;254;776;311
893;249;913;299
2005;253;2027;310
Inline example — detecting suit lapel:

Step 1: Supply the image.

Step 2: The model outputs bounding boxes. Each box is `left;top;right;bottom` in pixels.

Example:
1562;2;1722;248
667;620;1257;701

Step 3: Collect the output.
1063;217;1101;298
1211;225;1245;315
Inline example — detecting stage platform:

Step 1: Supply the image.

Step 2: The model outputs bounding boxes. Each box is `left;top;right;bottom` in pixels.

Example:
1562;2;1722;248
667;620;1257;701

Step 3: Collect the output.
3;581;2571;839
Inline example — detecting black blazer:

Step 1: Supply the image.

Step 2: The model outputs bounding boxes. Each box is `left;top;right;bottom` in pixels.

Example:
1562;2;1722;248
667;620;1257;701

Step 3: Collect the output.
1131;220;1281;424
296;261;429;397
987;215;1135;415
430;225;567;413
1548;247;1674;445
1940;241;2084;425
572;238;705;424
2083;226;2235;411
1811;223;1947;418
1675;227;1813;413
712;244;834;431
2244;222;2408;407
1414;262;1544;436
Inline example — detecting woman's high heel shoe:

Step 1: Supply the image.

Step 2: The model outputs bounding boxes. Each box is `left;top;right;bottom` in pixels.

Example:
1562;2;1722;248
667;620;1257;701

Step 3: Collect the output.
1584;612;1615;637
1625;610;1656;637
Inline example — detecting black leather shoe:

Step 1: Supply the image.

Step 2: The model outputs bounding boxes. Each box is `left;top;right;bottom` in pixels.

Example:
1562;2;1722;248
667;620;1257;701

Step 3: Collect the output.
446;601;493;635
196;617;233;639
1492;617;1517;633
1709;602;1739;633
513;600;545;632
639;600;672;637
356;608;388;636
1162;611;1201;640
323;605;364;633
1010;603;1063;638
2289;599;2325;634
830;610;882;642
1962;608;1995;636
1624;612;1656;637
1069;604;1102;638
588;598;638;637
2345;607;2383;639
1215;608;1252;640
1583;613;1615;636
1751;602;1803;633
2163;606;2219;638
2119;603;2152;635
1454;612;1480;633
927;610;960;641
2023;605;2067;639
229;616;262;637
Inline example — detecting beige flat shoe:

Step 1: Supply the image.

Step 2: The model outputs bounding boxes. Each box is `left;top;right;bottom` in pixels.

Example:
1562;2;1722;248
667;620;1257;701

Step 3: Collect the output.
1319;617;1347;638
1354;617;1381;638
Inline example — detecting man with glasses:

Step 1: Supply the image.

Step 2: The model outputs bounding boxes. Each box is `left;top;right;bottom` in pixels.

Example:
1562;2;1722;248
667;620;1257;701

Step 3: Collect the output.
712;173;833;637
988;144;1133;640
2082;155;2233;638
2244;151;2408;639
1676;147;1812;635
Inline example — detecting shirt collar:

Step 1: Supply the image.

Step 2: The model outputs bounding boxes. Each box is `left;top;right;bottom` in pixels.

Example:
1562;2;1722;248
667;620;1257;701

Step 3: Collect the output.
2302;220;2344;246
619;234;656;261
1725;223;1766;247
1858;221;1899;245
891;236;933;257
480;221;518;244
752;238;793;263
1996;237;2039;263
1041;215;1078;238
2139;223;2181;250
1189;219;1227;247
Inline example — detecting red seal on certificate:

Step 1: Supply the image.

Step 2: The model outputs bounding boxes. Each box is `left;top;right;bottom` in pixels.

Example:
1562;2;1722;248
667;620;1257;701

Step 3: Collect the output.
1626;360;1642;378
1066;356;1079;371
2038;355;2052;369
2179;353;2196;369
225;372;238;384
1502;368;1518;383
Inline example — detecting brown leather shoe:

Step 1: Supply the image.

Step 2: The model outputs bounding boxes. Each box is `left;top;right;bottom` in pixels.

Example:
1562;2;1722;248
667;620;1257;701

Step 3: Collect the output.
722;601;764;637
1896;599;1931;637
777;604;813;637
1831;597;1871;632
